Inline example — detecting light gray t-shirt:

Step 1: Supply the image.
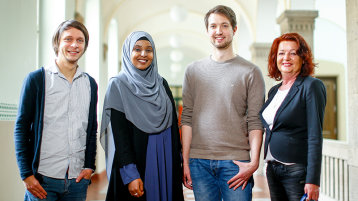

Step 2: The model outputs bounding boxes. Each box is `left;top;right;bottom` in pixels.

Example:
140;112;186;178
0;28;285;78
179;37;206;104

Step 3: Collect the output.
181;55;265;160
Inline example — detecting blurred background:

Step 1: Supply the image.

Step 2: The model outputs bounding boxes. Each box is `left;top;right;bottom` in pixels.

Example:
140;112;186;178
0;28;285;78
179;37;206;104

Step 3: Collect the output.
1;0;357;200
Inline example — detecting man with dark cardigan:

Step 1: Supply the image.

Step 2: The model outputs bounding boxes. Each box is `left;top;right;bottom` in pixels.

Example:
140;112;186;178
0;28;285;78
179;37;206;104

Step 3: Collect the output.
14;20;98;201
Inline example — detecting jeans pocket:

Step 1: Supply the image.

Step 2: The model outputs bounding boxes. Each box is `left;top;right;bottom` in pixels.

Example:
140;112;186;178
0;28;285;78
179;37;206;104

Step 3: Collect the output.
39;175;50;189
82;178;91;185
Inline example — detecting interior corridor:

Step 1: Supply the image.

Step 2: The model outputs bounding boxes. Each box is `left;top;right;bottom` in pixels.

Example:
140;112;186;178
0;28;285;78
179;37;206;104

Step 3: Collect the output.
3;1;358;200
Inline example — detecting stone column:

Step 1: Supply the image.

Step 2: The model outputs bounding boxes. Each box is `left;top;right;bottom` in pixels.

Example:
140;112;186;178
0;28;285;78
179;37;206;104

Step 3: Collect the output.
250;42;274;175
250;42;276;92
346;0;358;200
277;10;318;51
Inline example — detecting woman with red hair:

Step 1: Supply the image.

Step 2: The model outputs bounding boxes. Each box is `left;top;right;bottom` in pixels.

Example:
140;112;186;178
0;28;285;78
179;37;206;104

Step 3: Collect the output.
260;33;326;201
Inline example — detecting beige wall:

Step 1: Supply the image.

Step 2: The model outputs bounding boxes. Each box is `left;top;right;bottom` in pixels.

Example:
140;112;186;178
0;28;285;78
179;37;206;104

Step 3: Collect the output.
0;0;37;104
0;121;25;201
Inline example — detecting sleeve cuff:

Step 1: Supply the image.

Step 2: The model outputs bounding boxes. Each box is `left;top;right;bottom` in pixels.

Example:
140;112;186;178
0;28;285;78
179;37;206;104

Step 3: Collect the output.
120;164;140;185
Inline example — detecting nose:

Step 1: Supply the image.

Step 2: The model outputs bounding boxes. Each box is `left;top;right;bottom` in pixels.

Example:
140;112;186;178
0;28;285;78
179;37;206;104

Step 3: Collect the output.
140;50;147;57
283;52;290;60
216;26;222;34
71;41;79;48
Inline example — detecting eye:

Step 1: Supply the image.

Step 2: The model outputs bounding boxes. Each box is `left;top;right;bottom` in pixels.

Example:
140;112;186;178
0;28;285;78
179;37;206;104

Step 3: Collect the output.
78;39;84;43
146;49;153;53
134;48;141;52
278;52;284;56
64;38;72;42
290;52;297;56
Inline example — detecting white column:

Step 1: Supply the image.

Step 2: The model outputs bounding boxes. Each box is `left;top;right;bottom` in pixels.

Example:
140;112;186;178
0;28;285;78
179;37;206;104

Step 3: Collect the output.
85;0;100;82
38;0;70;66
85;0;106;173
346;0;358;200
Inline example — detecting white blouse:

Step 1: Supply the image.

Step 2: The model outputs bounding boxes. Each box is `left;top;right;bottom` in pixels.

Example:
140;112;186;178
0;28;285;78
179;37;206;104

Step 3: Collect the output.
262;88;295;165
262;88;289;129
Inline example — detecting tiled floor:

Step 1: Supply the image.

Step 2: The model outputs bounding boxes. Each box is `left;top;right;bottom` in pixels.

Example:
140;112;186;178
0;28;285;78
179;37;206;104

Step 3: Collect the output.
86;171;270;201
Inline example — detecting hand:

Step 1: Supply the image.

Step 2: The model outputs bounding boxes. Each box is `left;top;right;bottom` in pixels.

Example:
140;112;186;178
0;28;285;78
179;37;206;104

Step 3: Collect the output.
128;179;144;198
183;164;193;190
304;183;320;200
227;160;258;190
76;169;93;182
23;175;47;199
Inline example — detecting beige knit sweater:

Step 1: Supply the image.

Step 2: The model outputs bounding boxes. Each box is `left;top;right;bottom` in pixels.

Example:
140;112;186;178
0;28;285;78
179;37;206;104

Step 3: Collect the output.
181;55;265;160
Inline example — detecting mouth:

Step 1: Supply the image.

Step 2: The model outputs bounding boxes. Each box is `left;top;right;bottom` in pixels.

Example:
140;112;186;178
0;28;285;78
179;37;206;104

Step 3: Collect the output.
137;59;148;64
68;50;80;55
282;62;292;67
215;36;225;41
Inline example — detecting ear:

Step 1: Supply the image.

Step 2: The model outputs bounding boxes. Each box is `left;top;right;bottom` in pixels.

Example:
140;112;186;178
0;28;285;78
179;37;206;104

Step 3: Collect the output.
233;26;238;35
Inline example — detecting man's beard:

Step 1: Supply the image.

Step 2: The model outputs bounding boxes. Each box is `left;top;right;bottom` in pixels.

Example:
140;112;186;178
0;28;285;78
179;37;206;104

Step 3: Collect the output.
212;39;232;49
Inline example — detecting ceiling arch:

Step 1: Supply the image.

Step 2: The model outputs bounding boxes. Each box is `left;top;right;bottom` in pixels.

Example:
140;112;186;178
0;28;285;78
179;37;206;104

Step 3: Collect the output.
101;0;258;44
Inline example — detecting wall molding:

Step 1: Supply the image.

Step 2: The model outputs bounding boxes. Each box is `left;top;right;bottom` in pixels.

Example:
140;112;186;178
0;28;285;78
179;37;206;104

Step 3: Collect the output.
0;103;17;121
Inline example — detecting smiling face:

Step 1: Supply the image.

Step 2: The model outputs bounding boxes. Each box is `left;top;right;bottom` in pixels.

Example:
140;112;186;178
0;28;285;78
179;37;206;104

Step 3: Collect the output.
57;27;85;65
207;13;237;49
277;40;303;78
130;40;154;70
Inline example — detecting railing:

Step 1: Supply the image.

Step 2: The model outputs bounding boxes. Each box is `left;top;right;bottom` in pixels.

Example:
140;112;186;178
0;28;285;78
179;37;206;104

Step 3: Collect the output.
321;140;350;201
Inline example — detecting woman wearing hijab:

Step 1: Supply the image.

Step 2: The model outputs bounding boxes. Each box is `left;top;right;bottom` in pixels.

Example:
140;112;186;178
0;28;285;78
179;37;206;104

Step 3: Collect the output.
260;33;326;201
100;31;184;201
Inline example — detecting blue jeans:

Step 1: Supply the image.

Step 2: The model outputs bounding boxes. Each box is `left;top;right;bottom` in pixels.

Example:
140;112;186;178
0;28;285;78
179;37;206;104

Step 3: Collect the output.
266;161;307;201
24;174;90;201
189;158;254;201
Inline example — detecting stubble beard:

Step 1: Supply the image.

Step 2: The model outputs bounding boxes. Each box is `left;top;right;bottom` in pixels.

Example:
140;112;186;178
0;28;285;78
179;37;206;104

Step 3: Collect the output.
212;39;233;50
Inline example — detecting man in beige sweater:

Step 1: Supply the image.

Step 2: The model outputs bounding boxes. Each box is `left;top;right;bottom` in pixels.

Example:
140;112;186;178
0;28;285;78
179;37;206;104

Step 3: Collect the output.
181;5;265;201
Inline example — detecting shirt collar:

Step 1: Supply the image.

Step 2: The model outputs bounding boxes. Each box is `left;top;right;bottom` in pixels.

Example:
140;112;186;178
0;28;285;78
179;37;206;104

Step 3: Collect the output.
46;60;85;80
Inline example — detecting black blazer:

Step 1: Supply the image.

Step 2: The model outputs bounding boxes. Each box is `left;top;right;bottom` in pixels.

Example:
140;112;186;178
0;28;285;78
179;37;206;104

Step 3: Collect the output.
260;76;326;185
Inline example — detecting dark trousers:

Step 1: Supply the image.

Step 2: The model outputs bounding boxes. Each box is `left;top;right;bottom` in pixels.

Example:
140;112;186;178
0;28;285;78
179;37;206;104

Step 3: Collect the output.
266;161;307;201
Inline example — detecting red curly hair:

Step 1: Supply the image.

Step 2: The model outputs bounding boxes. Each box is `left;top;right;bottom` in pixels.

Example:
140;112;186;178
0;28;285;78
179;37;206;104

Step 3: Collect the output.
267;33;315;81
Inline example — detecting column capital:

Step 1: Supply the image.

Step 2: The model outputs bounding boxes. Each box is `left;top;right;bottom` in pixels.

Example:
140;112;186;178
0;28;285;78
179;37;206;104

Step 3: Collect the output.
277;10;318;25
277;10;318;51
277;10;318;31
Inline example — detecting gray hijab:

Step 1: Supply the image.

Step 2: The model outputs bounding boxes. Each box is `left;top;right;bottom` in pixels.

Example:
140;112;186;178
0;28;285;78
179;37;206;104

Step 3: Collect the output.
101;31;173;135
